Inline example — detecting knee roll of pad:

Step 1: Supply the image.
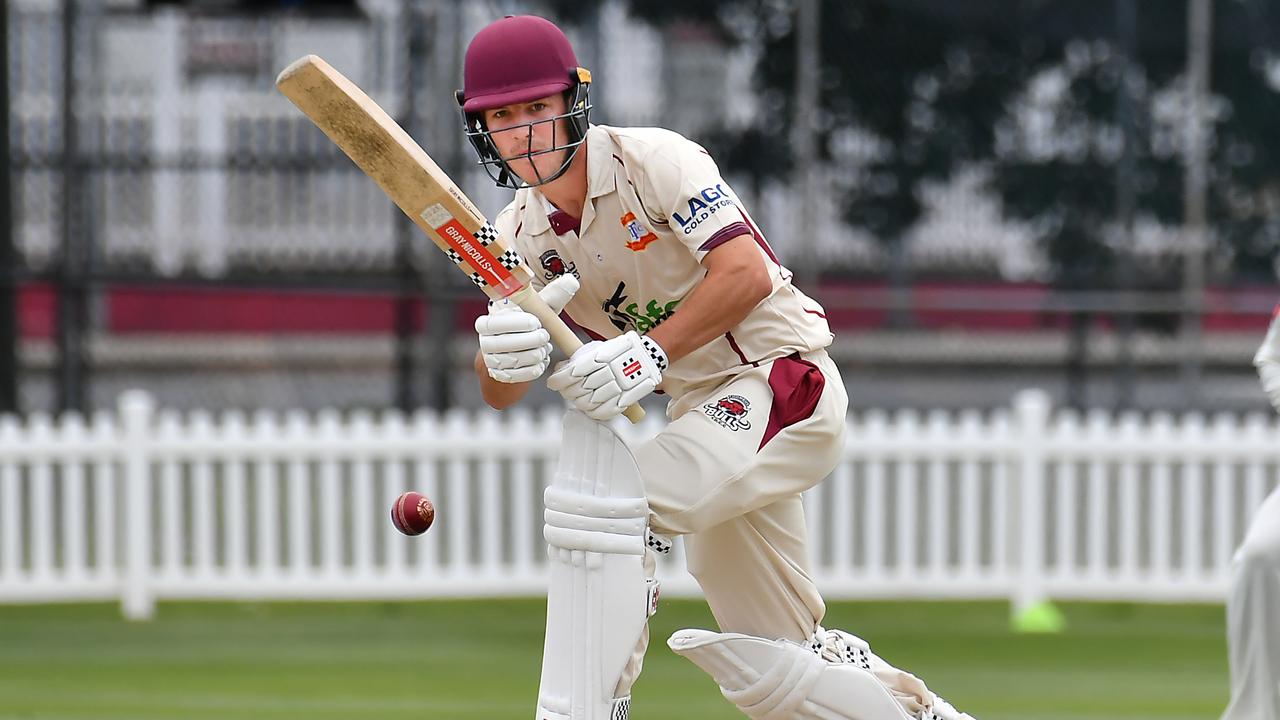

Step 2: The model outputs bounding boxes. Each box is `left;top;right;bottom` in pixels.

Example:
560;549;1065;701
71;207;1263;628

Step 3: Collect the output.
543;487;648;556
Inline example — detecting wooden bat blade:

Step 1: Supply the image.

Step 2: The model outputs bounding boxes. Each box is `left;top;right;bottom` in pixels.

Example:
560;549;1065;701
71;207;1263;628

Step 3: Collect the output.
275;55;645;423
276;54;531;300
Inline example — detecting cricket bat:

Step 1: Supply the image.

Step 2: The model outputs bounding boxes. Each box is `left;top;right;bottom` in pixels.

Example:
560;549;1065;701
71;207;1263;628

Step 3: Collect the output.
276;55;643;423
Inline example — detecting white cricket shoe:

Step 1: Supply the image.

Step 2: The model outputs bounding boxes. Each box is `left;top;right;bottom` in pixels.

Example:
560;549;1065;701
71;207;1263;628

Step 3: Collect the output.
812;627;977;720
926;695;976;720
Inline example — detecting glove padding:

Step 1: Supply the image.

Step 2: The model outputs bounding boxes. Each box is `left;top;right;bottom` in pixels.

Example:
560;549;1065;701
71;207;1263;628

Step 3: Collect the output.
475;275;579;383
548;331;668;421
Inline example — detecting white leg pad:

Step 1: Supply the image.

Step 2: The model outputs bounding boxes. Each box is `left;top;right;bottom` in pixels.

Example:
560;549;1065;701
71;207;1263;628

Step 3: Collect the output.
668;629;917;720
538;411;657;720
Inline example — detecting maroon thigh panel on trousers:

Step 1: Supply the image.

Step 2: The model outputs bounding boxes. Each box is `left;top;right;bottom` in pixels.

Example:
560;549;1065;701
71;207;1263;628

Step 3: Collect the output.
638;350;848;641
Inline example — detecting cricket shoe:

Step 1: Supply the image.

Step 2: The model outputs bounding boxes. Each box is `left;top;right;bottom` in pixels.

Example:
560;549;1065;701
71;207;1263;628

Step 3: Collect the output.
810;627;977;720
925;695;976;720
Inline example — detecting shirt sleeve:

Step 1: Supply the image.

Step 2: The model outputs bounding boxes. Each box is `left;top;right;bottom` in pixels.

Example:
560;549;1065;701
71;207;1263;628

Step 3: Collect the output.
1256;305;1280;412
637;139;754;260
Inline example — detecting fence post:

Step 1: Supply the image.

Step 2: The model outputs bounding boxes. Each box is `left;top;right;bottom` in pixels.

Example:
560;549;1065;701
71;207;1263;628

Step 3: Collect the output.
1010;389;1063;632
195;86;228;276
119;390;156;620
151;10;183;274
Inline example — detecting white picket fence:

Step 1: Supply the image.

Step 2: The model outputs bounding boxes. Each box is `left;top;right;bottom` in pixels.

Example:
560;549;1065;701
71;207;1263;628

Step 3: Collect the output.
0;390;1276;620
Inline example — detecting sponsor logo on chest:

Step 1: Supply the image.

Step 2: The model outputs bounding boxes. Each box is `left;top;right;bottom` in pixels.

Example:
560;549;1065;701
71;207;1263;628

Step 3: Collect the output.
620;212;659;251
601;282;680;334
538;249;579;281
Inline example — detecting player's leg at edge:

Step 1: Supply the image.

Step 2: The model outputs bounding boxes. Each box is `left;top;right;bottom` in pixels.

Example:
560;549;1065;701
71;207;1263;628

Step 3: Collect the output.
668;627;975;720
538;410;668;720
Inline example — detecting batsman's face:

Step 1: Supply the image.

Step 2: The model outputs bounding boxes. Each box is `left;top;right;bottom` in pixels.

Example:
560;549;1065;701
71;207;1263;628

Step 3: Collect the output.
483;93;570;184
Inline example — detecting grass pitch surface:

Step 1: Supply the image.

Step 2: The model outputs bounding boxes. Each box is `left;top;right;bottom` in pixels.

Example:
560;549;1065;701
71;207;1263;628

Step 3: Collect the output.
0;599;1227;719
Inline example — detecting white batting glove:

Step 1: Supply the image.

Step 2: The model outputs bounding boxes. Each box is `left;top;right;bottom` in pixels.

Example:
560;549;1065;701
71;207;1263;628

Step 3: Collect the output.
547;331;669;421
475;275;579;383
1256;307;1280;412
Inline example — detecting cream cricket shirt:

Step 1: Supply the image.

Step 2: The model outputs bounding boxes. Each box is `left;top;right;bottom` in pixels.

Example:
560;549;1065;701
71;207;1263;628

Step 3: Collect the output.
493;125;833;406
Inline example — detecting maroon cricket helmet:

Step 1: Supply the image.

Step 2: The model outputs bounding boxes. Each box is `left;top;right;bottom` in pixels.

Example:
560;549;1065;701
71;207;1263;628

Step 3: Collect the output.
460;15;580;112
455;15;593;189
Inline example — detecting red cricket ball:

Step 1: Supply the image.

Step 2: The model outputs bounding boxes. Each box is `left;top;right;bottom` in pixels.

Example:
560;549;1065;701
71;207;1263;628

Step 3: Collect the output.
391;491;435;536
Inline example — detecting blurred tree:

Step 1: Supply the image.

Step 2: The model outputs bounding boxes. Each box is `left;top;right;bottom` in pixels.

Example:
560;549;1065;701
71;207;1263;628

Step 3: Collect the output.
990;32;1181;304
1206;0;1280;282
993;0;1280;317
556;0;1020;240
547;0;1280;290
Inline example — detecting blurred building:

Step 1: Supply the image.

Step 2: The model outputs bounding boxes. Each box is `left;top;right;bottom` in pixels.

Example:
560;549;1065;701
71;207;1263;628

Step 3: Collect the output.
5;0;1275;414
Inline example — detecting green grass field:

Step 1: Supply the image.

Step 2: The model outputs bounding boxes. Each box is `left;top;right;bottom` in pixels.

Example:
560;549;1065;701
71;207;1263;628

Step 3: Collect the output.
0;599;1229;720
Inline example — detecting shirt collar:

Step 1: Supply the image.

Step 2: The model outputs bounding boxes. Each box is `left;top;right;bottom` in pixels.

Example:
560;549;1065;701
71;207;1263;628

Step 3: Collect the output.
525;193;578;237
516;188;550;236
518;127;615;237
584;125;617;200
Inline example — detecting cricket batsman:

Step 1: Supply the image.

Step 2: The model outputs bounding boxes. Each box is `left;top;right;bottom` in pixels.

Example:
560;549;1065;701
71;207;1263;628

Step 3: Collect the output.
1221;304;1280;720
461;15;974;720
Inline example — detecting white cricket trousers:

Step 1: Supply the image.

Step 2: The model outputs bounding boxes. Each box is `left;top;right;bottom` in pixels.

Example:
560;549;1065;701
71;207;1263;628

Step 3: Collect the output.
614;349;848;696
1222;484;1280;720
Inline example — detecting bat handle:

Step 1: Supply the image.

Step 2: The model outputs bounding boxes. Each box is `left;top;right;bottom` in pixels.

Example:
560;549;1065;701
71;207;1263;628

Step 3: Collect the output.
510;285;646;424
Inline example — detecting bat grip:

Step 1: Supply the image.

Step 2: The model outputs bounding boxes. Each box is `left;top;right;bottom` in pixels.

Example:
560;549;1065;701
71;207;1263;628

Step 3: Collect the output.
509;285;646;424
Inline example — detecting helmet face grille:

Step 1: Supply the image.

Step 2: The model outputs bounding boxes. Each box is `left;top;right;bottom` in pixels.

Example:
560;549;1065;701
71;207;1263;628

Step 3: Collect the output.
460;78;592;190
457;16;592;189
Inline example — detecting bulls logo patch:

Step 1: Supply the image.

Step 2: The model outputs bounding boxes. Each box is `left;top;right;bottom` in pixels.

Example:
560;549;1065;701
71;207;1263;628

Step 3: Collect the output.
539;249;578;281
621;212;659;252
703;394;752;431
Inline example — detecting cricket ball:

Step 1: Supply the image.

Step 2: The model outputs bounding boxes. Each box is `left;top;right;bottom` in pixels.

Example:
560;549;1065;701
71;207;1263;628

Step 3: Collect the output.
391;491;435;536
